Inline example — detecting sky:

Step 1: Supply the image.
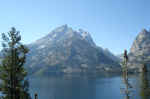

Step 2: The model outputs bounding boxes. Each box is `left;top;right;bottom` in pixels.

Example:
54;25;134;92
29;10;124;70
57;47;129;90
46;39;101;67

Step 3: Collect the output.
0;0;150;55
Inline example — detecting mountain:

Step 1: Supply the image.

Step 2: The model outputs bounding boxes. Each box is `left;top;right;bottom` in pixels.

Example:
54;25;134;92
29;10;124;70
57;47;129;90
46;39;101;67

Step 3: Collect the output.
128;29;150;71
25;25;120;75
103;48;120;62
116;54;123;62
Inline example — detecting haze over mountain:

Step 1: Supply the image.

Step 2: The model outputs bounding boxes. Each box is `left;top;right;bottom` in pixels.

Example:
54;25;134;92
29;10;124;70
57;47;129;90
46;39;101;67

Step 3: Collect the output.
25;25;120;75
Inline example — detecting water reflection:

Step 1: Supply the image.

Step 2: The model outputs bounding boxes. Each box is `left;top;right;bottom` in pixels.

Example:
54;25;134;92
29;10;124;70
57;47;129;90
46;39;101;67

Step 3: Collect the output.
29;75;96;99
29;73;150;99
121;71;133;99
139;72;150;99
121;70;150;99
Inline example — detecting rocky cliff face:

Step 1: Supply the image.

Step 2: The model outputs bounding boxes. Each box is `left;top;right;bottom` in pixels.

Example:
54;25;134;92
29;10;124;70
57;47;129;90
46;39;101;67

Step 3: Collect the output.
25;25;120;75
130;29;150;54
128;29;150;71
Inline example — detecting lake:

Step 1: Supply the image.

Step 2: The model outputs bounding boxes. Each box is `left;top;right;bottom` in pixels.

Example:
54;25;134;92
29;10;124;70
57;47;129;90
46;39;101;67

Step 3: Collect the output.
29;73;150;99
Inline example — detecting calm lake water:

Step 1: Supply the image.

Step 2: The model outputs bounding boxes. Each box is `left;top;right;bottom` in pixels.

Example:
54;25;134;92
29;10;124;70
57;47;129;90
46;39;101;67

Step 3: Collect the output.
29;73;150;99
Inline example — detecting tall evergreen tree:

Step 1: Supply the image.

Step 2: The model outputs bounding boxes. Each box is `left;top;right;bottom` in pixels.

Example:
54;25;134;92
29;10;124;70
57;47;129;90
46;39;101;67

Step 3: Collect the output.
0;27;31;99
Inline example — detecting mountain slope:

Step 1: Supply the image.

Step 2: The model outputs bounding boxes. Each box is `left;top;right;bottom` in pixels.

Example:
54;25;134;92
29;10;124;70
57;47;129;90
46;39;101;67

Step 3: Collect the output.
128;29;150;71
25;25;120;75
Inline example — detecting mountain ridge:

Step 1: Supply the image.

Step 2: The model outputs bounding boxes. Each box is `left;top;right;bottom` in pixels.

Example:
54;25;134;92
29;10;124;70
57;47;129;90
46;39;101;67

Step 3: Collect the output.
25;25;120;75
127;28;150;72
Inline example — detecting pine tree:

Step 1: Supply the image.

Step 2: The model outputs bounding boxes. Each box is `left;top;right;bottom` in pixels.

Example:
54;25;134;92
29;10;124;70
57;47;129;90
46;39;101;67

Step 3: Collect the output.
0;27;31;99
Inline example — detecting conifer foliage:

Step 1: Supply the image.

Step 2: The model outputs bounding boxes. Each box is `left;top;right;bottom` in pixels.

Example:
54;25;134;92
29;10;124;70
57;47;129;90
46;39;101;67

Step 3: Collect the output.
0;27;31;99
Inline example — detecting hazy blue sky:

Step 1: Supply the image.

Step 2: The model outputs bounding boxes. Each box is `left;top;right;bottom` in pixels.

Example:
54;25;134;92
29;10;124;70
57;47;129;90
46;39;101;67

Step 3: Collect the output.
0;0;150;54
